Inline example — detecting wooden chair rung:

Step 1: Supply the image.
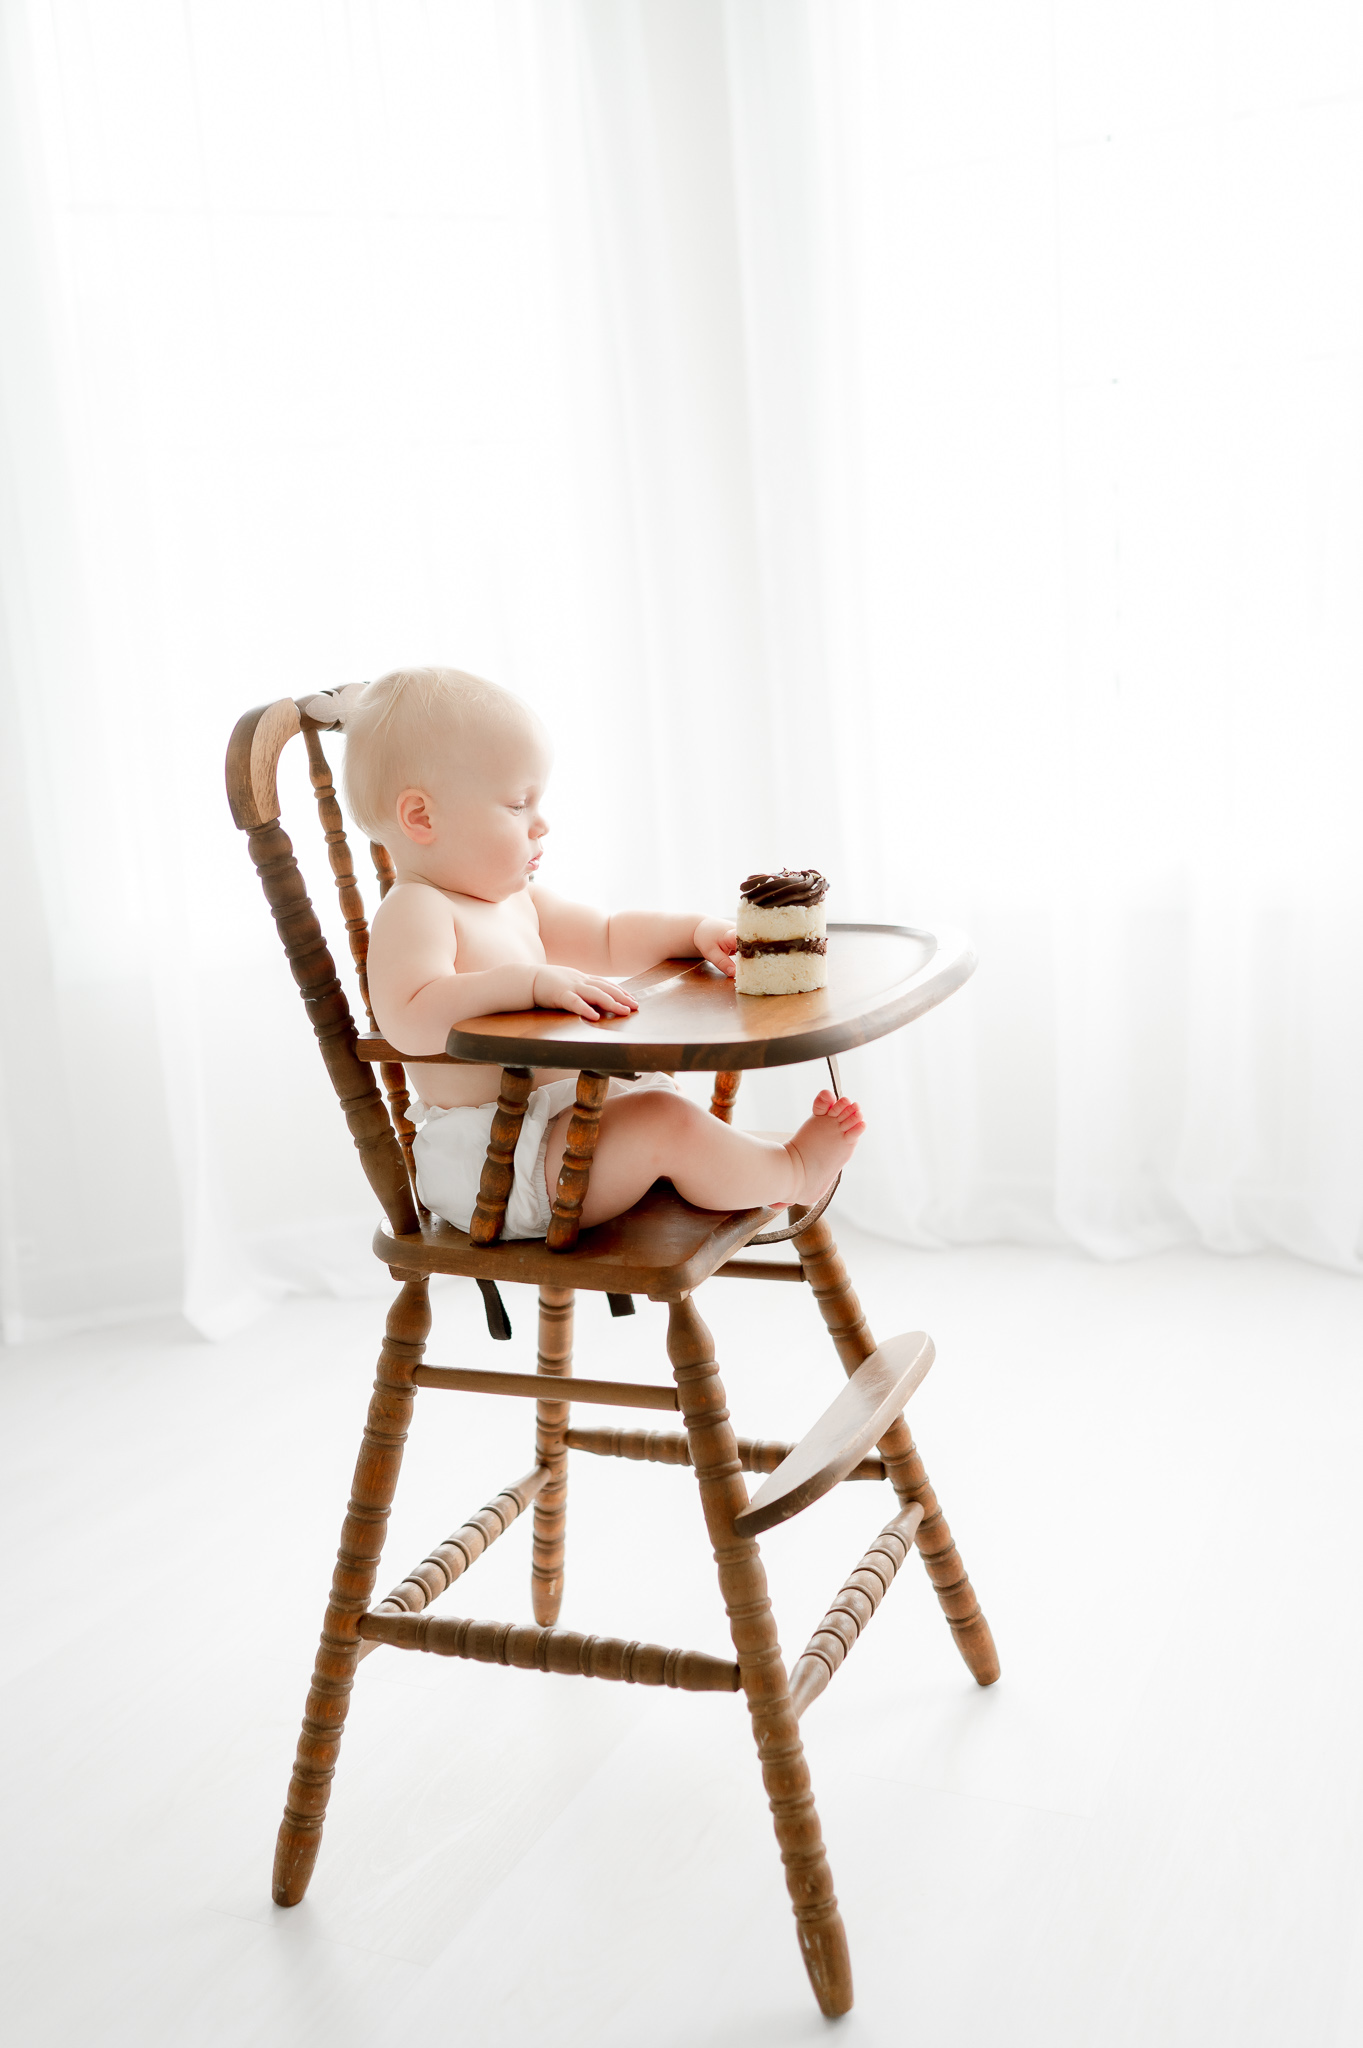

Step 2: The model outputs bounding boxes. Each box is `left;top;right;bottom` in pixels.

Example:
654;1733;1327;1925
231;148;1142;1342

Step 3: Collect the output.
565;1426;887;1481
412;1363;679;1411
788;1502;925;1719
358;1465;549;1663
713;1258;806;1282
734;1331;935;1538
355;1610;742;1693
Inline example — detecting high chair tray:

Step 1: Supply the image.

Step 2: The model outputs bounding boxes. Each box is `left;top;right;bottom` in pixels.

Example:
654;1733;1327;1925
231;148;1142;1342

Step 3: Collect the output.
428;922;975;1074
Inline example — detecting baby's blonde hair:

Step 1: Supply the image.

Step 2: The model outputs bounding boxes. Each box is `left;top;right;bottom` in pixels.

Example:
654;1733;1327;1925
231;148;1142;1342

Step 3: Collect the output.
341;666;533;845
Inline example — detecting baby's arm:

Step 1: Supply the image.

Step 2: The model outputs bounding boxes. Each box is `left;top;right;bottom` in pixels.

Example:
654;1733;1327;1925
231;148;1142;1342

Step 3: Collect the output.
368;885;635;1055
533;887;737;980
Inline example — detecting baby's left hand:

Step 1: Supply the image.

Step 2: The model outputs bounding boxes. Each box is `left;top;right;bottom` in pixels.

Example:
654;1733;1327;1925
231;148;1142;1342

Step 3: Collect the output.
693;916;738;978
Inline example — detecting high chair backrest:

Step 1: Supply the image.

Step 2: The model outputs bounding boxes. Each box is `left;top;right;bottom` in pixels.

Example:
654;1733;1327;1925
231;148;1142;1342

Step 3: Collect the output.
226;695;423;1240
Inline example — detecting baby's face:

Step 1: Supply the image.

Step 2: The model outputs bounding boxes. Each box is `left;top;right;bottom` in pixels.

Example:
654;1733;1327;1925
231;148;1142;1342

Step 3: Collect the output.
396;715;551;901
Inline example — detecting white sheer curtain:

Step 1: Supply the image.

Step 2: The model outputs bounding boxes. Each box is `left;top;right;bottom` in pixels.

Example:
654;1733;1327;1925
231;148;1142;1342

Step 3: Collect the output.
2;0;1361;1340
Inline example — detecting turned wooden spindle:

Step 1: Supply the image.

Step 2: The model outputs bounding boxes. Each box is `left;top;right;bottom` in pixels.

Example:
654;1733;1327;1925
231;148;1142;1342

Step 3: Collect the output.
301;737;420;1200
272;1273;431;1906
303;727;375;1017
370;839;397;899
379;1059;423;1211
358;1465;550;1661
793;1209;1000;1687
289;764;420;1202
356;1610;741;1692
667;1293;853;2020
709;1069;742;1122
546;1070;609;1250
531;1286;574;1625
243;817;418;1240
469;1066;534;1246
788;1503;924;1718
296;758;418;1206
564;1426;888;1481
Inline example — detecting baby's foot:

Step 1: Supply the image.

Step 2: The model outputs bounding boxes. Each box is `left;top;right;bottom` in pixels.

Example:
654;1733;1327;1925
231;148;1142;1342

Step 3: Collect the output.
784;1091;866;1206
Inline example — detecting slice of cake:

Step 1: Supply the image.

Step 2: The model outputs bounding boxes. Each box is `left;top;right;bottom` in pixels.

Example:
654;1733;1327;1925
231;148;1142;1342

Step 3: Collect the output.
735;870;829;994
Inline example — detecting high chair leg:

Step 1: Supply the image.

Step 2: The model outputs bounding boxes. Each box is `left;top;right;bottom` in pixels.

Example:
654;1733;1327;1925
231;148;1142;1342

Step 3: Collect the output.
793;1213;1000;1687
667;1293;854;2019
531;1286;574;1625
272;1275;432;1906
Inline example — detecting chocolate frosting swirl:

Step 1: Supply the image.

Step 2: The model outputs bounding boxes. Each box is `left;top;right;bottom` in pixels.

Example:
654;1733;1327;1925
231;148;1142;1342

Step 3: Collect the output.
739;868;829;908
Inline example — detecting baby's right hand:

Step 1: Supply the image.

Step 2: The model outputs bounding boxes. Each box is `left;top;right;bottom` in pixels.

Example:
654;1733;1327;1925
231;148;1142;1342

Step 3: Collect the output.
532;965;638;1020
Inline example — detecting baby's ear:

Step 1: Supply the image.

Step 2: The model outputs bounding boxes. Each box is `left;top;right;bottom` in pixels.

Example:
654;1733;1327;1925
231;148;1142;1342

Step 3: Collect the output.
304;681;367;729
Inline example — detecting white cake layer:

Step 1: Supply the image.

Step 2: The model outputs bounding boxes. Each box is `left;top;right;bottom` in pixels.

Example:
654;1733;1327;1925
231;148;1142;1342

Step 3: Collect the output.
736;901;827;941
734;950;828;996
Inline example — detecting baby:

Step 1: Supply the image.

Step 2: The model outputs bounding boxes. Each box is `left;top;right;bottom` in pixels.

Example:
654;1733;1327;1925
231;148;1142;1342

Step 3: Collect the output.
343;667;865;1239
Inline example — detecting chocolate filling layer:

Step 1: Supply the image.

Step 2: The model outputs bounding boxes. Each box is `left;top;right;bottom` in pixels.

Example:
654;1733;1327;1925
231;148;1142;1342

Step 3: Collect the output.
736;936;828;958
740;868;829;908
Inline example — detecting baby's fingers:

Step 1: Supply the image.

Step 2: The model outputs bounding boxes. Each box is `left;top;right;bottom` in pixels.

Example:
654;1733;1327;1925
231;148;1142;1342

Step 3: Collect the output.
584;980;637;1014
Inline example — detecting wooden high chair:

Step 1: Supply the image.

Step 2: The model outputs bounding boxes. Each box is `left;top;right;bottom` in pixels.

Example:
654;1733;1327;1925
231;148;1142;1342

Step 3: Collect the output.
226;694;1000;2019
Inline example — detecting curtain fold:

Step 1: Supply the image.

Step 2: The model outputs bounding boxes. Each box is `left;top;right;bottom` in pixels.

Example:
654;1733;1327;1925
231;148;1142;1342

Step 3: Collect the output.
2;0;1360;1340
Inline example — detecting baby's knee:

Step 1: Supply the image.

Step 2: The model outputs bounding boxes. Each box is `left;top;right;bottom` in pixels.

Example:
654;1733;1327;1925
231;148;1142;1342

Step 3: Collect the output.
612;1086;703;1164
623;1086;695;1137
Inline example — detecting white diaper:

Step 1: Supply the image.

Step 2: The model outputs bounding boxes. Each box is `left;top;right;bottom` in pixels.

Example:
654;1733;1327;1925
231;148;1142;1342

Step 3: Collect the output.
411;1073;677;1240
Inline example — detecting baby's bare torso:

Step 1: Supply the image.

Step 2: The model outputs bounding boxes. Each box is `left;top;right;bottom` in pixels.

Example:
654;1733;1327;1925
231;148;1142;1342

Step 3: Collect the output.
370;881;574;1110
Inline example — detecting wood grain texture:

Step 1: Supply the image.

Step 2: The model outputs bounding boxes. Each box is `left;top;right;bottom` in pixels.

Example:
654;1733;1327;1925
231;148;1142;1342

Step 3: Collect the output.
794;1211;1000;1687
666;1293;853;2018
379;1059;423;1211
532;1287;573;1625
709;1070;742;1122
373;1182;778;1301
546;1070;609;1251
445;926;975;1074
412;1362;678;1411
296;727;423;1207
243;815;419;1240
713;1258;806;1282
469;1066;534;1246
272;1275;431;1906
357;1465;549;1663
788;1503;925;1718
565;1426;888;1482
225;697;302;830
355;1609;740;1692
370;840;397;899
733;1332;934;1538
303;726;373;1017
355;1031;458;1064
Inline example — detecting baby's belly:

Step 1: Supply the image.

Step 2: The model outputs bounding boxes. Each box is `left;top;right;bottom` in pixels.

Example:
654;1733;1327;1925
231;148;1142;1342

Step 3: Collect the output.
404;1060;578;1111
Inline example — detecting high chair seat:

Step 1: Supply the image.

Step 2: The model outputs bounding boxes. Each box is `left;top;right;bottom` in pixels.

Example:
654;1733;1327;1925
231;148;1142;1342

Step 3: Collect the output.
375;1181;780;1298
227;691;1000;2023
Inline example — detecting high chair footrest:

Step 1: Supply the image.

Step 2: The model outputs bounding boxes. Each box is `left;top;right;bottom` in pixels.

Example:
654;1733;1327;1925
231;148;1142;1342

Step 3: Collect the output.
733;1331;935;1538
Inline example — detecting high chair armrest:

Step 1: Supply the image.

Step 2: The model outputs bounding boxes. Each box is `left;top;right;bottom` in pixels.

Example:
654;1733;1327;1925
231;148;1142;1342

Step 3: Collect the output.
355;1032;463;1065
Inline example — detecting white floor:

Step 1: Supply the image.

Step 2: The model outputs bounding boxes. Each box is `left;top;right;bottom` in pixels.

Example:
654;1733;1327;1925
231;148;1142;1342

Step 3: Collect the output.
4;1227;1363;2047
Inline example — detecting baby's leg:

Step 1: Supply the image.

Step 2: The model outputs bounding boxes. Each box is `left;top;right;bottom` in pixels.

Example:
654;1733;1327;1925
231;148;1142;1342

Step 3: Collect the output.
542;1088;865;1229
